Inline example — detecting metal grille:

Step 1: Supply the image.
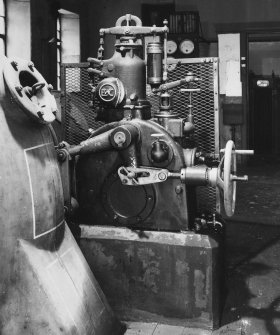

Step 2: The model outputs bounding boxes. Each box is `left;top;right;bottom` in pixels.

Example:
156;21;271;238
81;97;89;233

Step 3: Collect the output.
148;58;220;214
61;63;103;145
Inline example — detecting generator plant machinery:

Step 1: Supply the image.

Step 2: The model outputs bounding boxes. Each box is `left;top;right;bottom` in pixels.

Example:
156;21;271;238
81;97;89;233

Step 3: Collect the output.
58;14;253;330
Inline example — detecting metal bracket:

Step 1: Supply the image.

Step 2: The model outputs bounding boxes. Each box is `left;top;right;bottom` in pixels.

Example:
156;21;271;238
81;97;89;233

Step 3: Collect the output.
118;166;169;186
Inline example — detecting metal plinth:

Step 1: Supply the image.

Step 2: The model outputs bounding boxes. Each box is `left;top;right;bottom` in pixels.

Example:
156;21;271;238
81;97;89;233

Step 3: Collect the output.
80;226;223;330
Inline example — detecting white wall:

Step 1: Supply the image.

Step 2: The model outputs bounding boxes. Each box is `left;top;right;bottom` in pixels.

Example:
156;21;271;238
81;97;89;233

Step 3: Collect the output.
6;0;31;60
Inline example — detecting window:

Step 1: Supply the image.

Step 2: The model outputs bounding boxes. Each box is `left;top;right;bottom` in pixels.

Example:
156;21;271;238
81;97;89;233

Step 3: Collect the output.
0;0;6;55
57;9;80;90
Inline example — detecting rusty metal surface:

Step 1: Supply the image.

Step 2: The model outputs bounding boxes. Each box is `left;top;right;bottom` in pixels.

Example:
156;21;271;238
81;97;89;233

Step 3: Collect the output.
0;56;122;335
80;226;223;330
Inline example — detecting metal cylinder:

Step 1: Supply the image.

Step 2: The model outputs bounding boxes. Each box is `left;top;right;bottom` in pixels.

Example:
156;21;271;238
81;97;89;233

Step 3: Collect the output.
0;56;120;335
147;42;163;87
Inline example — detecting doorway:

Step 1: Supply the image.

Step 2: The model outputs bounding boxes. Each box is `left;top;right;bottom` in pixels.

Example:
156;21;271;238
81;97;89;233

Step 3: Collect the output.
248;33;280;156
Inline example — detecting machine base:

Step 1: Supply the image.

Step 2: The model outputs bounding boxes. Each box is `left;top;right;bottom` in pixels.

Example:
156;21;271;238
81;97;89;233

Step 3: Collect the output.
80;226;224;330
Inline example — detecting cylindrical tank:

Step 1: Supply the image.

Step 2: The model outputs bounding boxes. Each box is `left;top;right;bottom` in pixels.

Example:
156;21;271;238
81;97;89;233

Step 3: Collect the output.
0;56;122;335
105;42;147;103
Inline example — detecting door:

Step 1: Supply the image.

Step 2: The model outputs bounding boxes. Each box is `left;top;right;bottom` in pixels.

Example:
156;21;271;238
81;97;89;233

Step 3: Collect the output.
248;33;280;156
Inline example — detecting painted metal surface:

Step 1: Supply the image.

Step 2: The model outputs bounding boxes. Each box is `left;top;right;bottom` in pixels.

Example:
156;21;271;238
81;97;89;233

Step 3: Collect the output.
76;119;192;231
80;226;223;330
0;56;122;335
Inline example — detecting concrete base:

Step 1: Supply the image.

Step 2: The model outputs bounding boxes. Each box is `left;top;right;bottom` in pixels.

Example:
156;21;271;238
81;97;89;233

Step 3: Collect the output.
80;226;223;330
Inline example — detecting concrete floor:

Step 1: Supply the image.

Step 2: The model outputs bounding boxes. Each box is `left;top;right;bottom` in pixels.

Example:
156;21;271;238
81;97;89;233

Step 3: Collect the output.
123;160;280;334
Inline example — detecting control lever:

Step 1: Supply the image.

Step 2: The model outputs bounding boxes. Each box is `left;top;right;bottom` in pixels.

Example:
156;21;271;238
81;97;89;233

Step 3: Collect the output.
152;72;200;94
87;67;108;78
118;166;171;185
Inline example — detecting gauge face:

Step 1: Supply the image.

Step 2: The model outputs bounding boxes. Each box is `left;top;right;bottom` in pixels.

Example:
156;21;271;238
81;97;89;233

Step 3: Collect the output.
179;39;195;55
167;40;178;55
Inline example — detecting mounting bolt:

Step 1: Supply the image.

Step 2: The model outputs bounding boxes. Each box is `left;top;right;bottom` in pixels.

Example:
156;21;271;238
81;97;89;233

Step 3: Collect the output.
175;185;183;194
11;61;18;71
37;111;44;118
57;150;67;162
48;84;53;92
28;61;34;71
15;85;23;96
122;179;128;184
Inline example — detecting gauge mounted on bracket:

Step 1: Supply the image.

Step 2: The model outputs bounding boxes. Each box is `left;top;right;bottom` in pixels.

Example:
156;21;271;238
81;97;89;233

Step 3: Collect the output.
179;39;195;55
167;34;199;58
166;40;178;56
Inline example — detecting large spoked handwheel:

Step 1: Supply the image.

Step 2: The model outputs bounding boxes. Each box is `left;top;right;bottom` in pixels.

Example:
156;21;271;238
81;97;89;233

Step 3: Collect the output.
217;140;237;217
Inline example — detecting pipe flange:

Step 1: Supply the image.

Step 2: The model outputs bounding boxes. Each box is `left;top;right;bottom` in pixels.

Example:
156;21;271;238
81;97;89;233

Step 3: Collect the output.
3;56;57;124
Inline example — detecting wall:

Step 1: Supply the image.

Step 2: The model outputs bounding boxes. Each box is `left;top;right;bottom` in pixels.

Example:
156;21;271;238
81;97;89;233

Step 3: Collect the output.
6;0;31;59
87;0;280;58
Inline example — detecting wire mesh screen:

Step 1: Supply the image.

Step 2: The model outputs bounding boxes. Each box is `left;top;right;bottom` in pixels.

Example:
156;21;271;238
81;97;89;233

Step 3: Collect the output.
61;58;219;215
61;63;103;145
148;58;220;214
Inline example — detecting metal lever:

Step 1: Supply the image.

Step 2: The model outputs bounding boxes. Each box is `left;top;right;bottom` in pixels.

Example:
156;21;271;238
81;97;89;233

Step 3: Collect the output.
152;73;199;93
118;166;169;186
87;57;104;67
231;175;248;182
220;148;254;155
87;67;108;78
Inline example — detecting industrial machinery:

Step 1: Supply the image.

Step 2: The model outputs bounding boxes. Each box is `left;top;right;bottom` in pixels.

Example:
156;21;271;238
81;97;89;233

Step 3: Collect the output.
58;14;253;330
59;14;251;229
0;56;122;335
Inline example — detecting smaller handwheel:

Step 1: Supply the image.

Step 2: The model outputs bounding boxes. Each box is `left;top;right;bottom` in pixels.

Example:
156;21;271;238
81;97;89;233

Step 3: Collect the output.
217;140;237;217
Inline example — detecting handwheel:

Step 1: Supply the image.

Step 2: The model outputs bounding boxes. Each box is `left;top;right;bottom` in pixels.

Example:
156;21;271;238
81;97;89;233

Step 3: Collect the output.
217;140;237;217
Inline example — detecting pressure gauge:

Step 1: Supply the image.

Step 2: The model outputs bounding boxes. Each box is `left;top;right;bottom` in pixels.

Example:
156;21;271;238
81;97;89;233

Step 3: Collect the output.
166;40;178;55
179;39;195;55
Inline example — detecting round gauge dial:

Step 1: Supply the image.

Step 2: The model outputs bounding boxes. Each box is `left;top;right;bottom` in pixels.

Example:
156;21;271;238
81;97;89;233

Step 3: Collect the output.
166;40;178;55
179;39;195;55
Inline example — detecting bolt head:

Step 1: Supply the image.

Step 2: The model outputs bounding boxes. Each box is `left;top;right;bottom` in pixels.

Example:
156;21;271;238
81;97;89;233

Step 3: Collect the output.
15;85;23;92
28;61;34;70
158;172;167;181
11;61;18;70
175;185;183;194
